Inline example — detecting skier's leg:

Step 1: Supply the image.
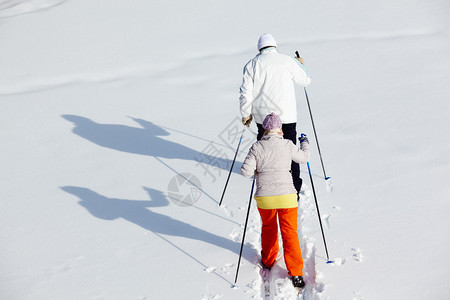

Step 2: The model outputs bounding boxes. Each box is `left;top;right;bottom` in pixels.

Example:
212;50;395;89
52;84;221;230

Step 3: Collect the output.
256;123;264;141
282;123;302;192
257;208;279;268
278;207;303;276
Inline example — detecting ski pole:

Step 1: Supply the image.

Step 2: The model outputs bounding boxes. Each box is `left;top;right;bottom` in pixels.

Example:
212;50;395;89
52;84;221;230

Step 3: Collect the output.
219;126;246;207
304;88;330;181
305;158;333;263
295;51;330;181
234;177;255;285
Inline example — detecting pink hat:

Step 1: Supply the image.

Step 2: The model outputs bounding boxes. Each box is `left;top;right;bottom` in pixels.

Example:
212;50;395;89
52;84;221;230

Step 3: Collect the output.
262;112;282;130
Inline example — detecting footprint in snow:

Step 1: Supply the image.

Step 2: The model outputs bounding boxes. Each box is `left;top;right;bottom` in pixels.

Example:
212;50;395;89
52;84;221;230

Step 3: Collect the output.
204;266;216;273
219;263;233;275
228;228;241;241
353;290;364;300
221;205;233;217
330;258;345;266
322;213;331;229
351;248;363;262
201;293;223;300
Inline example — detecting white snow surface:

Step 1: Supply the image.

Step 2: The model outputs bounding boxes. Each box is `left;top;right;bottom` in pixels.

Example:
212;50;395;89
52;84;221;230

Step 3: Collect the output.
1;0;450;299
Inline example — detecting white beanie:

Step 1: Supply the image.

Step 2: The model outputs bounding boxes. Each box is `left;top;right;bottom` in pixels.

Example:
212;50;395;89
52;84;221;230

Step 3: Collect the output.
257;33;277;50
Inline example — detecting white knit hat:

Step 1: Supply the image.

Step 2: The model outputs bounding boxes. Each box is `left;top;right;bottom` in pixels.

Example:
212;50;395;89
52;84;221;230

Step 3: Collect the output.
257;33;277;50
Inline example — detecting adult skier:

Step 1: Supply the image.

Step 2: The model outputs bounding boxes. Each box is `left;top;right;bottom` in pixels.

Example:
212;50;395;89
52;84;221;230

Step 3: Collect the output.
239;33;311;194
240;112;310;288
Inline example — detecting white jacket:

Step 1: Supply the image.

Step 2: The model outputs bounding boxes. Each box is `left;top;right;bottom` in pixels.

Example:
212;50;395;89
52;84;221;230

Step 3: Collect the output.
239;47;311;124
241;134;310;197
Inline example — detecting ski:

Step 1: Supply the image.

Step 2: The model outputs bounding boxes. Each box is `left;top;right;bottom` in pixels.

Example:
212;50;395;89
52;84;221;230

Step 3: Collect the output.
295;287;304;299
259;264;271;298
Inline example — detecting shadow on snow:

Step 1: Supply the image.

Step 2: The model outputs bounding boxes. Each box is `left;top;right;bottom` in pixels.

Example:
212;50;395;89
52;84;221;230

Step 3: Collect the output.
61;186;256;273
61;115;240;176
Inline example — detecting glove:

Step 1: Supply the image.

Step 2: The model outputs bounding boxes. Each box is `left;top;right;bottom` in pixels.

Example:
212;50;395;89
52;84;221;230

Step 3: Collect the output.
242;115;252;127
295;56;305;65
299;133;309;143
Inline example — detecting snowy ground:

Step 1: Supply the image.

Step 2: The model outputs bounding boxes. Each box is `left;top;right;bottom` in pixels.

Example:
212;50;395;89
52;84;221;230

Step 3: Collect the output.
1;0;450;299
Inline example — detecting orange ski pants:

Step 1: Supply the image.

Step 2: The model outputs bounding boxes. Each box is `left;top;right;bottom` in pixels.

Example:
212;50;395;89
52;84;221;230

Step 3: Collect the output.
258;207;303;276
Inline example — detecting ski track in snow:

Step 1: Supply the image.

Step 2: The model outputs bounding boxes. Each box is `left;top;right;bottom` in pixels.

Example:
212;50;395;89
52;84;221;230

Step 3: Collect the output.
0;0;64;18
238;183;328;300
296;185;325;300
246;182;364;299
1;27;441;96
0;67;156;96
285;28;439;45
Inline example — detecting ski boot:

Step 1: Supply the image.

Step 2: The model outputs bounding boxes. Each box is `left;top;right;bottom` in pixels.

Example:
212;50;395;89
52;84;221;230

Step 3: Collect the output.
291;276;305;288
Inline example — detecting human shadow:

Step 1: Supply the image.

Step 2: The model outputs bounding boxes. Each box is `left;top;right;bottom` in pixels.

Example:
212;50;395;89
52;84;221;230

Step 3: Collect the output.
61;115;240;175
60;186;255;264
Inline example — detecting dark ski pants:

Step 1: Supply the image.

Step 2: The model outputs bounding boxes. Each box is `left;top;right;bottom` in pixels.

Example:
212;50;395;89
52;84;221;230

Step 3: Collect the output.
256;123;302;193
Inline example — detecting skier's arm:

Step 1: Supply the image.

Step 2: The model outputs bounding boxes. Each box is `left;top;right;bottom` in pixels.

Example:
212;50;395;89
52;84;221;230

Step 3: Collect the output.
241;145;257;178
291;57;311;86
239;61;255;119
291;139;310;164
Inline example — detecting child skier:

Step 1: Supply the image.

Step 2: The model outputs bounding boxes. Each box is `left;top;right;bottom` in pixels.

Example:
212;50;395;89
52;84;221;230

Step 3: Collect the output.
240;112;310;288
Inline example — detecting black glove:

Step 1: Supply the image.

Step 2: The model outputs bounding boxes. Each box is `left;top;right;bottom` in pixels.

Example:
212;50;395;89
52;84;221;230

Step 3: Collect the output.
298;133;309;143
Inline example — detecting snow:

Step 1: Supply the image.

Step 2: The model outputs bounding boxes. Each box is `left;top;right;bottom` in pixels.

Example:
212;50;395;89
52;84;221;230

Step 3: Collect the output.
1;0;450;299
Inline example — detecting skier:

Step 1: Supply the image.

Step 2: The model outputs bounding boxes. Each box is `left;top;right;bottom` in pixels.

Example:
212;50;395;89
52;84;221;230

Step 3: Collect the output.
239;33;311;194
240;112;310;288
